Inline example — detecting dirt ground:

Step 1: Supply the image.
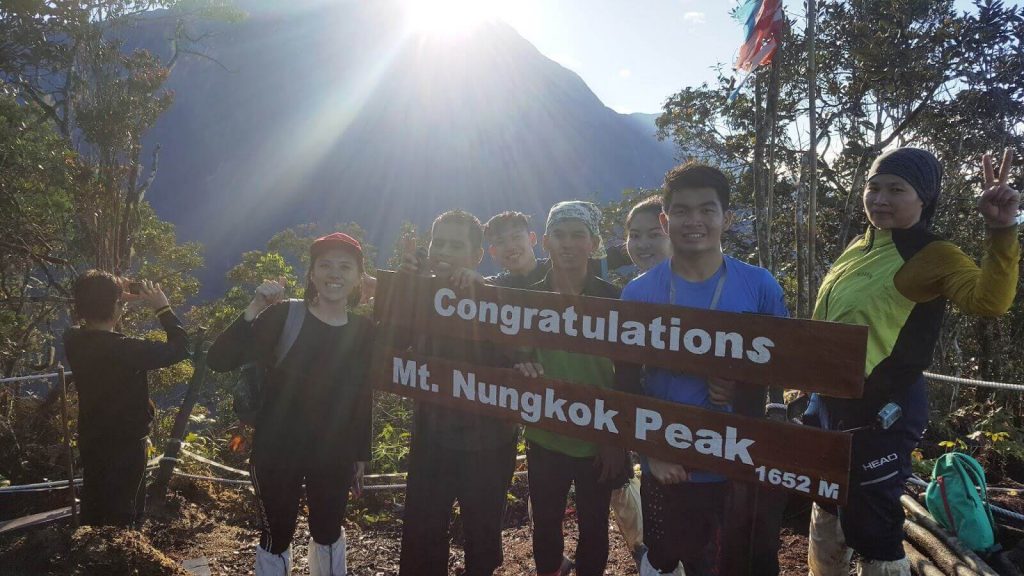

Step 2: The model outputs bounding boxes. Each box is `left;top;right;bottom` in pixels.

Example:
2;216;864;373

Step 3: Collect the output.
10;475;1024;575
0;474;818;575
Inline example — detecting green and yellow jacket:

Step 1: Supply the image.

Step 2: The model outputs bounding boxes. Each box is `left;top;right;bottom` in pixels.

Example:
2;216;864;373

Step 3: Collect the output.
814;225;1019;426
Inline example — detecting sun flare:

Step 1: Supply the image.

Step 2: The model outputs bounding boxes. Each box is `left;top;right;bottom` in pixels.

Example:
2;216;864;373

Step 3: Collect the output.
402;0;502;38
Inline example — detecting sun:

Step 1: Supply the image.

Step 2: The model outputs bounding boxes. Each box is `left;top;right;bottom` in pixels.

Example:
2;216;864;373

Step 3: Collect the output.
402;0;502;38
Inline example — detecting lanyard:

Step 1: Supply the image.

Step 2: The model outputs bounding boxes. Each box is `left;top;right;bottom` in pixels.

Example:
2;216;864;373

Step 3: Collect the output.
669;264;728;310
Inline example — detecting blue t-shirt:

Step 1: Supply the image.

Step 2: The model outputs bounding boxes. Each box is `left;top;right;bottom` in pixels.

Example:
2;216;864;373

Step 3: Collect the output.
621;256;789;481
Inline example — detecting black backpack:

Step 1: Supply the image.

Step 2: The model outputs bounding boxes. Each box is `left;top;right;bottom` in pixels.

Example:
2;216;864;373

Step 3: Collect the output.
233;300;306;425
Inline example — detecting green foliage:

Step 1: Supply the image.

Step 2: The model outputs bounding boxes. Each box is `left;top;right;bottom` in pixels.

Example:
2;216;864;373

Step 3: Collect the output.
0;88;78;376
657;0;1024;476
371;391;413;474
267;222;379;274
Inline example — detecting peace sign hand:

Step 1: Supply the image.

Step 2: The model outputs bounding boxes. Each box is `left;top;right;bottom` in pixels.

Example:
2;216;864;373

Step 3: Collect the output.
978;148;1021;229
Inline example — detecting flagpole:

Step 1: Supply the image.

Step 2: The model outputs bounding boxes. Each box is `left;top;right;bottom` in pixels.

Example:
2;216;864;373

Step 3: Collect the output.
806;0;819;314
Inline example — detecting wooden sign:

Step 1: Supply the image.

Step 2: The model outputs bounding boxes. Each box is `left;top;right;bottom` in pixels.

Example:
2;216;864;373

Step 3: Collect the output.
374;270;866;398
374;349;852;504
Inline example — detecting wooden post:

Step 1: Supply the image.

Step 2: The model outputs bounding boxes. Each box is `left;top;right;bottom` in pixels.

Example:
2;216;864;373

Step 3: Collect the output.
764;53;782;276
753;68;768;270
806;0;819;308
57;364;78;528
152;332;208;502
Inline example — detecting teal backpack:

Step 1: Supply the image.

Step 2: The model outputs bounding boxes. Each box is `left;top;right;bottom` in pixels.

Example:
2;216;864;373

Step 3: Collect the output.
924;452;997;552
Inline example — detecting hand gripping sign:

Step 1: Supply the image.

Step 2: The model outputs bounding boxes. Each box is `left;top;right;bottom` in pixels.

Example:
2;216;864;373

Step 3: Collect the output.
372;271;867;504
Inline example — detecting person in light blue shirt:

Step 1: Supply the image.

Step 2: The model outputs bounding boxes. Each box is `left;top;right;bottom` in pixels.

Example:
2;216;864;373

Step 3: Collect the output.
616;163;789;576
622;253;788;419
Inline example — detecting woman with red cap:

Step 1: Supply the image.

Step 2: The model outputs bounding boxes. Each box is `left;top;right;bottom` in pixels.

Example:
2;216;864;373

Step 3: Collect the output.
208;232;374;576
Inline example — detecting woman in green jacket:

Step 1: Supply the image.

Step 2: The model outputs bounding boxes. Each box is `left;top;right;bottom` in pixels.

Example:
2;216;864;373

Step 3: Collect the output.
806;148;1020;576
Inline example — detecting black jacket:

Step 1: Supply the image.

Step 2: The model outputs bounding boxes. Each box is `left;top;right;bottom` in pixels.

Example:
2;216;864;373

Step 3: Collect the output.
207;303;374;462
64;310;189;441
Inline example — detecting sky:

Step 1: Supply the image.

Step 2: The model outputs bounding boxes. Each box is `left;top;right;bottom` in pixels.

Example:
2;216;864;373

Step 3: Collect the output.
498;0;746;114
406;0;1003;115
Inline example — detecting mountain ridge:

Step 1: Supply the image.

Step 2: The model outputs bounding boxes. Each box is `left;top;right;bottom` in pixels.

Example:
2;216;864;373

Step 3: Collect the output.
131;2;677;293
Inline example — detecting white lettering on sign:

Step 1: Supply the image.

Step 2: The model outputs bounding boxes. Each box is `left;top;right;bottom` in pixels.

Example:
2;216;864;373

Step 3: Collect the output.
385;355;842;503
393;358;434;392
633;408;755;465
393;358;417;388
431;288;776;365
819;480;840;500
448;369;622;433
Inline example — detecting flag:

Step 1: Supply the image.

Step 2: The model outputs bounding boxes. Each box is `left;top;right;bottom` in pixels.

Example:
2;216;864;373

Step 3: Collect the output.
728;0;786;101
734;0;785;72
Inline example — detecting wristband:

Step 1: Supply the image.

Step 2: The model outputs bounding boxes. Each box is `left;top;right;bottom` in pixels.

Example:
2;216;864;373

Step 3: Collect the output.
154;305;172;317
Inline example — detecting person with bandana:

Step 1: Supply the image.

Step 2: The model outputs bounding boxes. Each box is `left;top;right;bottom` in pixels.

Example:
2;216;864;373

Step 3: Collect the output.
806;148;1021;576
514;200;631;576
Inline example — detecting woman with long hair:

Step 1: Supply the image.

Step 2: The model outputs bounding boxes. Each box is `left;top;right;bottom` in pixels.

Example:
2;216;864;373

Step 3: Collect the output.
208;232;373;576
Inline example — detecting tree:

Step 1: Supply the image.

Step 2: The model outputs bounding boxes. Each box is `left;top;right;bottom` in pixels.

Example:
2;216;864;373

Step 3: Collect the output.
0;87;78;378
657;0;1024;471
1;0;242;272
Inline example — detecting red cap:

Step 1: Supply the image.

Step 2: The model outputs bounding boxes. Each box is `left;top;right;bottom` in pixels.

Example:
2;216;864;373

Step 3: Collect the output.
310;232;363;263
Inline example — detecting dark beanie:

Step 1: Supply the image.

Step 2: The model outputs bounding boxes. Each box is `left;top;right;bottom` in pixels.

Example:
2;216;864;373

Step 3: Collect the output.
867;147;943;226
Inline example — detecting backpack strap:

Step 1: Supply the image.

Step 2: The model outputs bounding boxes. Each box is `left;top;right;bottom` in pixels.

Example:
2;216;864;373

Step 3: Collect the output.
273;299;306;367
937;476;958;535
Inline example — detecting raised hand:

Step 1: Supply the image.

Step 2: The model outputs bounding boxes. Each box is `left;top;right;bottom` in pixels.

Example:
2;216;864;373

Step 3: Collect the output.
978;148;1021;229
137;280;170;311
399;234;422;274
245;276;287;321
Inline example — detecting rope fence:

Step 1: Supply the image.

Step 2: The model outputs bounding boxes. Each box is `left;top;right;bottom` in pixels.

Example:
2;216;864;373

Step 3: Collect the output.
1;365;1021;534
3;370;1023;391
922;371;1024;393
0;372;69;385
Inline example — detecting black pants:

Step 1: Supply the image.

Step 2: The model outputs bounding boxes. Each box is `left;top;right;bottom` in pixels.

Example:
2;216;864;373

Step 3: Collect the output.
839;377;928;561
79;435;148;528
399;440;517;576
527;442;616;576
642;478;726;575
250;440;353;554
721;482;788;576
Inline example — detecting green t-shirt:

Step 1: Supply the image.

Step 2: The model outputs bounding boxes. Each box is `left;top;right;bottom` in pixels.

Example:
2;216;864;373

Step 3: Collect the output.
524;349;615;458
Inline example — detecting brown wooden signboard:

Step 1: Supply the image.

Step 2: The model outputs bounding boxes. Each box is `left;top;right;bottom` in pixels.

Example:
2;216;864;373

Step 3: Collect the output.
374;348;852;504
374;270;866;397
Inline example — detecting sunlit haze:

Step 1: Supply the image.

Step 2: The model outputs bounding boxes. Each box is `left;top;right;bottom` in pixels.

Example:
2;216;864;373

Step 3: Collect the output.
398;0;985;113
402;0;509;38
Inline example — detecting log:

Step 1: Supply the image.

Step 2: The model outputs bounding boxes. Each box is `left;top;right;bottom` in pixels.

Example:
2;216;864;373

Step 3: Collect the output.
901;495;999;576
904;519;981;576
904;541;948;576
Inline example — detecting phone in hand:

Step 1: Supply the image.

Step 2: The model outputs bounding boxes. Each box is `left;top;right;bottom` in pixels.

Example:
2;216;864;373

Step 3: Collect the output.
127;281;144;295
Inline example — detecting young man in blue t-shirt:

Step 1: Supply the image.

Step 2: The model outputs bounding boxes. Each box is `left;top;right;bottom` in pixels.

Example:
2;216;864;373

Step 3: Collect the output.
616;163;789;576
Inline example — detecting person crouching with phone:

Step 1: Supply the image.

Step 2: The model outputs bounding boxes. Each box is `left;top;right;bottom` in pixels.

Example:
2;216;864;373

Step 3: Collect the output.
64;271;189;528
207;233;374;576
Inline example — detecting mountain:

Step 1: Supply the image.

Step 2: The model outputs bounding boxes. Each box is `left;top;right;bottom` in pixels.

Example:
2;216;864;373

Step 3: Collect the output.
132;1;678;294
